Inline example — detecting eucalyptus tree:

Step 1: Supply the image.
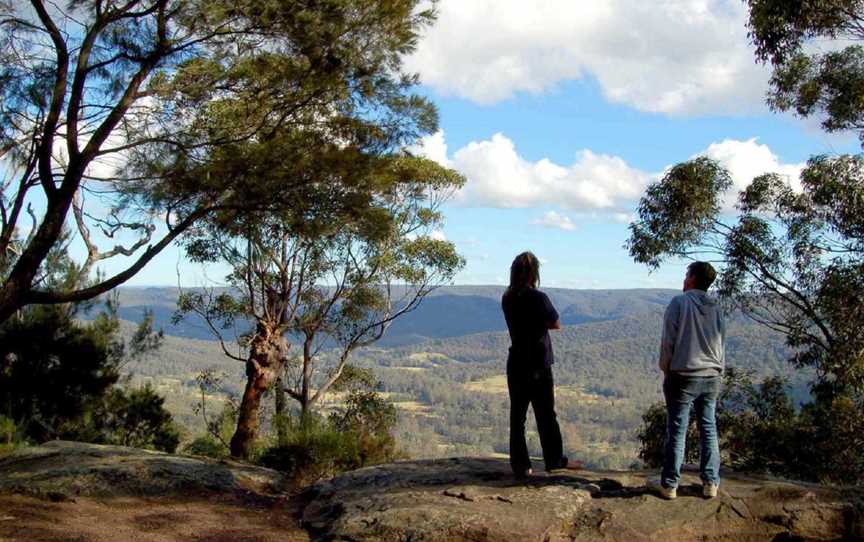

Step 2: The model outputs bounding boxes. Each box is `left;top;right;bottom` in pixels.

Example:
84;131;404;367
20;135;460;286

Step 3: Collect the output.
0;0;438;323
627;0;864;483
627;1;864;396
628;155;864;398
176;155;464;458
746;0;864;145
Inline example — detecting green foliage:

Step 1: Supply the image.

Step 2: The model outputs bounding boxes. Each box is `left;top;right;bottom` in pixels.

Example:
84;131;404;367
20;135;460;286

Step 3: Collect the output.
629;154;864;397
79;385;182;453
258;394;398;484
637;402;698;469
0;296;177;452
0;415;17;445
329;365;379;393
329;390;398;456
173;132;465;460
191;370;238;451
627;158;732;269
747;0;864;144
0;0;443;321
0;305;123;441
637;369;864;484
184;435;228;459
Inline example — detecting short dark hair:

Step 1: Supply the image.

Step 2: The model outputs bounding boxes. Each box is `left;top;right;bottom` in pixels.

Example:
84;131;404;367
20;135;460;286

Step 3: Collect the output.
508;251;540;293
687;261;717;291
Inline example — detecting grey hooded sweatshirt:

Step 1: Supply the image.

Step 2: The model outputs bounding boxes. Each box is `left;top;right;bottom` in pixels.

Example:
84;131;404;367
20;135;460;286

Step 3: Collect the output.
659;289;725;376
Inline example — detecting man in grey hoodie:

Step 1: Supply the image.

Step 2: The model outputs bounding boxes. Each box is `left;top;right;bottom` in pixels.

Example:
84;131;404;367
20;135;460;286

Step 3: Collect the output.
649;261;725;500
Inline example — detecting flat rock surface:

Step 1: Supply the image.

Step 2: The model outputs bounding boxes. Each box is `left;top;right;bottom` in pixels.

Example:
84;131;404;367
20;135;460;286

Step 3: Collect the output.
0;440;289;500
2;443;862;541
302;457;864;541
0;441;310;542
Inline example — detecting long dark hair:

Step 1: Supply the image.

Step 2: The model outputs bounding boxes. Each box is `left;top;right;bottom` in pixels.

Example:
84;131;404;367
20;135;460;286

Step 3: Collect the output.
506;251;540;295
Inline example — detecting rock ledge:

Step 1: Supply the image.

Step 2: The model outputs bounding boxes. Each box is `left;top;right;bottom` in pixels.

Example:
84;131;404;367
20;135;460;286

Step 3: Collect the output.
0;440;289;501
303;457;863;541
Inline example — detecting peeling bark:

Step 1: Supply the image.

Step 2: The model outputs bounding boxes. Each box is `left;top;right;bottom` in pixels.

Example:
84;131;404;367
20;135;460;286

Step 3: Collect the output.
229;326;289;459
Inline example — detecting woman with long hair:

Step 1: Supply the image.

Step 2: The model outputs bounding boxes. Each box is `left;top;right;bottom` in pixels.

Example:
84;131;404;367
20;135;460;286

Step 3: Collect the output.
501;251;573;478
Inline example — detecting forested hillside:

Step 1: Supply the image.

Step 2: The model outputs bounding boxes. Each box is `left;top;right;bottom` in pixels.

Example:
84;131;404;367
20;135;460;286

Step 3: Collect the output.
113;286;679;345
118;286;801;469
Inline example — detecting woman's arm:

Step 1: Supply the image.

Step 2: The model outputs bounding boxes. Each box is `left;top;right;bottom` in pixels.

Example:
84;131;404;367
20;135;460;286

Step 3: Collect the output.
539;291;560;330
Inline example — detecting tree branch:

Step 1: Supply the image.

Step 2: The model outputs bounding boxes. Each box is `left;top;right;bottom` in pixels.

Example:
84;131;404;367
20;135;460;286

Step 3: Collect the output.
26;205;213;304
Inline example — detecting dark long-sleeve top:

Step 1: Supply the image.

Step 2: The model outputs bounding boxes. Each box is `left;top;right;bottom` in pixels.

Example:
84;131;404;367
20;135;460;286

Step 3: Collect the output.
502;287;559;368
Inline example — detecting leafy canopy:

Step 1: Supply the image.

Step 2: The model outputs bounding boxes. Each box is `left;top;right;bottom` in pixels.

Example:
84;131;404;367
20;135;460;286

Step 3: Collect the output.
0;0;439;321
747;0;864;144
628;154;864;397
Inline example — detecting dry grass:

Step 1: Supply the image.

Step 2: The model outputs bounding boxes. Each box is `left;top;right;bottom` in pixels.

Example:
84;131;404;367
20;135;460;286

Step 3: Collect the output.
463;374;508;394
406;352;456;365
463;376;605;403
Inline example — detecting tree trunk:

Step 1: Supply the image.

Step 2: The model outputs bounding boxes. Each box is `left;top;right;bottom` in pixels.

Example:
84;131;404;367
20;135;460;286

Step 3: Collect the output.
0;190;77;324
229;325;289;459
300;336;313;419
274;376;287;444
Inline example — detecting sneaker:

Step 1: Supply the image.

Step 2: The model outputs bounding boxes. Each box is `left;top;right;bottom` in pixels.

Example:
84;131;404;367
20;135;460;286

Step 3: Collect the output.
647;477;677;500
703;482;719;499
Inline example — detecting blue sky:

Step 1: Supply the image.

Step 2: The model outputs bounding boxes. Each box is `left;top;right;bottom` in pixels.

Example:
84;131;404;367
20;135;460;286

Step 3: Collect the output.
99;0;859;290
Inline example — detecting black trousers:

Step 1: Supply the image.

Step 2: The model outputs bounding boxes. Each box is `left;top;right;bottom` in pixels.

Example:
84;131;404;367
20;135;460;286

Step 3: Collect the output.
507;361;565;473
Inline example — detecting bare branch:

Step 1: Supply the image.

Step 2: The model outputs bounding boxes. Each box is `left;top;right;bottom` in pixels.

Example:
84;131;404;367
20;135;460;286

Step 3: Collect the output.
26;205;213;304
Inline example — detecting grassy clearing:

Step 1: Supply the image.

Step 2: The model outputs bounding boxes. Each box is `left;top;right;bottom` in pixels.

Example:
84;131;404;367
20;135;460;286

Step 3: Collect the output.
407;352;456;365
463;374;508;393
463;376;606;404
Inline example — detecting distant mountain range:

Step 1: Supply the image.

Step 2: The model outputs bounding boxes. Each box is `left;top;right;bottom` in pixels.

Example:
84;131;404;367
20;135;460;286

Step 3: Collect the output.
110;285;681;346
114;285;807;467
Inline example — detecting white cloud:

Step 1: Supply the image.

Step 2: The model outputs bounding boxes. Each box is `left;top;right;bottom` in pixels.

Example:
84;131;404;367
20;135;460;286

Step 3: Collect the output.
413;131;805;216
612;212;636;223
531;211;577;231
699;138;805;209
414;130;649;212
410;130;451;167
429;229;447;241
406;0;769;115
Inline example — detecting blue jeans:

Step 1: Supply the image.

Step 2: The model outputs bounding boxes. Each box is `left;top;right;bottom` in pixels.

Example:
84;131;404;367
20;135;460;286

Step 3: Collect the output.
661;373;721;489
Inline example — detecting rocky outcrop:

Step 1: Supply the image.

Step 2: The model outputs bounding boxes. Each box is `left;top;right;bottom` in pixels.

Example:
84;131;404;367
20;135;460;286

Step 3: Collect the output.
1;443;861;541
0;440;289;501
302;457;863;541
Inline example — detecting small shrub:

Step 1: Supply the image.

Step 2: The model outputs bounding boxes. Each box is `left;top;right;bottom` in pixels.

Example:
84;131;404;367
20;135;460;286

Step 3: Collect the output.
637;402;700;468
637;369;864;484
0;416;16;445
258;417;357;482
258;391;399;483
184;435;228;459
61;385;182;453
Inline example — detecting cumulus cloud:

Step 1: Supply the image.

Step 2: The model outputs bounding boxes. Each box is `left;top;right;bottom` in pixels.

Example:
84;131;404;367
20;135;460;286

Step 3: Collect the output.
413;131;805;216
531;211;577;231
406;0;769;115
414;130;649;211
429;229;448;241
700;138;805;205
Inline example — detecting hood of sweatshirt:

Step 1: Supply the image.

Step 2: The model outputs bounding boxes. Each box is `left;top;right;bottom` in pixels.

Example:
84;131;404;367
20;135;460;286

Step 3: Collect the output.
684;289;717;316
